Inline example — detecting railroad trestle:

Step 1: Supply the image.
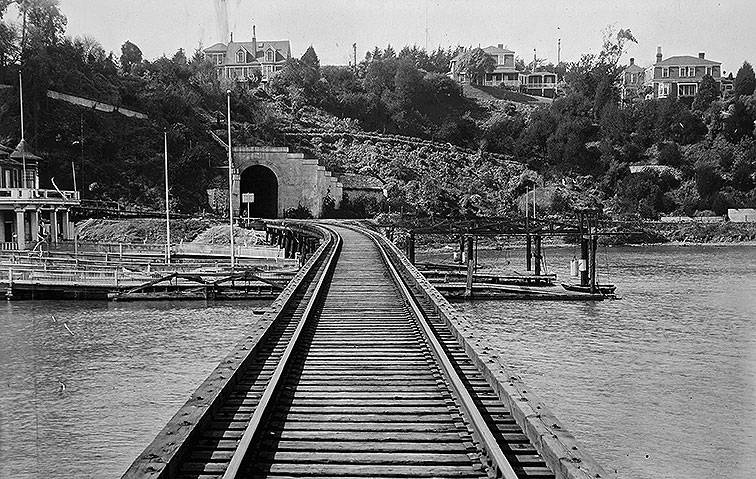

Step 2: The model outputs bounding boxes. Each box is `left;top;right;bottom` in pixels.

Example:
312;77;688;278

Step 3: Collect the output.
123;221;606;479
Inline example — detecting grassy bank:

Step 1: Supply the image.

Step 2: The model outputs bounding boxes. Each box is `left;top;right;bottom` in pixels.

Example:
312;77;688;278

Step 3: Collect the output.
76;218;219;243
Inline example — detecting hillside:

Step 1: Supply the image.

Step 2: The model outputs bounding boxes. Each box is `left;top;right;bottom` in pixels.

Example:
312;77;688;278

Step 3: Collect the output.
462;84;550;105
0;22;752;221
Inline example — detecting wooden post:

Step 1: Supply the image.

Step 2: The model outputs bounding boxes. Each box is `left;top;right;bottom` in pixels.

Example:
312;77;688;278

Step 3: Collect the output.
525;234;532;271
464;236;474;298
6;268;12;300
590;234;598;294
408;231;415;264
458;235;465;264
534;235;542;276
580;238;589;287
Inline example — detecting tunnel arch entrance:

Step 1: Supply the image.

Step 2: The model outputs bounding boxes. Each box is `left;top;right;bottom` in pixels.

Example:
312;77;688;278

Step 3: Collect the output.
240;165;278;218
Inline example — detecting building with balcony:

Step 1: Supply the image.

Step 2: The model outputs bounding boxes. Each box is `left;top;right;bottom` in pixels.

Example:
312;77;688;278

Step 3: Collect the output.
650;46;721;99
449;44;521;87
520;71;558;98
203;26;291;84
0;142;79;250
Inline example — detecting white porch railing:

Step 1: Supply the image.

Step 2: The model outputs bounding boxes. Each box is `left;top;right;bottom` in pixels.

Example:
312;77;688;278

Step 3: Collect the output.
484;79;521;87
0;188;80;203
0;242;18;251
523;82;557;89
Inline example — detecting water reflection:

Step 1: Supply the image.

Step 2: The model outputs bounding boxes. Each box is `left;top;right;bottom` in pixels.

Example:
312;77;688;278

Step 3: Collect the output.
422;245;756;479
0;300;269;478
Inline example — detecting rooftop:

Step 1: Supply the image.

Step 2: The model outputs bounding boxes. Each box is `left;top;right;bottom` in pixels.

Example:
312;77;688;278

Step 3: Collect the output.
655;55;720;67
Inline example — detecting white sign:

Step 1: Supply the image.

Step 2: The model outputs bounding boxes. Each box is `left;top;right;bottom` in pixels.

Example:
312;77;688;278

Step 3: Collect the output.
242;193;255;203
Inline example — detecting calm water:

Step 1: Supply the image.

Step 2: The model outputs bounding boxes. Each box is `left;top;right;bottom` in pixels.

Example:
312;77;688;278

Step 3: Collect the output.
422;245;756;479
1;247;755;479
0;300;269;478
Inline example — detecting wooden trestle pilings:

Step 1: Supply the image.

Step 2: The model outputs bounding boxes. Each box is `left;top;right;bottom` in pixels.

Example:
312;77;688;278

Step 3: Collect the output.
123;221;607;479
265;224;321;262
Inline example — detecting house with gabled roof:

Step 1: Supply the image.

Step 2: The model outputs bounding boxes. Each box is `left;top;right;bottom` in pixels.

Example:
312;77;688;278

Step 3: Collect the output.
203;26;291;84
449;44;520;87
650;46;721;99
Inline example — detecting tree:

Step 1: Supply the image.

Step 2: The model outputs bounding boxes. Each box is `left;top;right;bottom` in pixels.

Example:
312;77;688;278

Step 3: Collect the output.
23;0;66;51
300;45;319;70
457;47;495;85
120;40;142;73
565;26;636;117
692;74;719;111
734;61;756;97
0;21;17;67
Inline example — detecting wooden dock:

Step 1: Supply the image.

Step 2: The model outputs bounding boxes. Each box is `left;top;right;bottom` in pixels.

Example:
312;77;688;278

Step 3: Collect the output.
0;241;301;301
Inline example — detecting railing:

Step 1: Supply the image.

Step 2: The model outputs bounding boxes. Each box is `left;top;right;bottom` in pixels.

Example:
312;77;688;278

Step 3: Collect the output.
484;79;520;87
175;243;285;259
0;188;80;202
0;242;18;251
54;240;289;260
1;268;148;286
523;82;557;89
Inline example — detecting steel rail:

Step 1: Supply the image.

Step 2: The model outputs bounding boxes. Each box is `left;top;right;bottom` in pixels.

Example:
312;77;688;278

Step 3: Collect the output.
221;228;342;479
362;226;520;479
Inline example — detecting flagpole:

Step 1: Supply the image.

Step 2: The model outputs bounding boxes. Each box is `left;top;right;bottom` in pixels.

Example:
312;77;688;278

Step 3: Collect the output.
164;130;171;264
227;90;235;269
19;71;27;188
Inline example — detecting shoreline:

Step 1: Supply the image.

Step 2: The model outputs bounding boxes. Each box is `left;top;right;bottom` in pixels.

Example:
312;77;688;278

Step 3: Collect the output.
416;239;756;255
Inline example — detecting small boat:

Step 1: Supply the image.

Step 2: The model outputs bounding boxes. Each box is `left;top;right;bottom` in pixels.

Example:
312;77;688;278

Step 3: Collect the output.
561;283;616;295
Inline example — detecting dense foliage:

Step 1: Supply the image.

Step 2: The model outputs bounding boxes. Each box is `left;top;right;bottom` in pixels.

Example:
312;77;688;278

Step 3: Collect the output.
0;8;753;219
0;1;281;212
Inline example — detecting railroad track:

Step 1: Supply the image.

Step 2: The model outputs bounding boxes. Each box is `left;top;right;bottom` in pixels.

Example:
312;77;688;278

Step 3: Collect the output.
124;224;558;479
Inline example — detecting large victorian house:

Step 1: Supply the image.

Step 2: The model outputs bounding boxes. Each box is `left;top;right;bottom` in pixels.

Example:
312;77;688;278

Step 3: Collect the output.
449;44;520;87
203;26;291;84
648;47;721;99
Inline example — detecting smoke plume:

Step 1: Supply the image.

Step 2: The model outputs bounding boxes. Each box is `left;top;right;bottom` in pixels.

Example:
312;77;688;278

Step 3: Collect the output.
213;0;229;42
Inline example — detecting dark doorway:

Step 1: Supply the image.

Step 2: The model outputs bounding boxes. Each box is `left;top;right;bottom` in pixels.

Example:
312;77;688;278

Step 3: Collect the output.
240;165;278;218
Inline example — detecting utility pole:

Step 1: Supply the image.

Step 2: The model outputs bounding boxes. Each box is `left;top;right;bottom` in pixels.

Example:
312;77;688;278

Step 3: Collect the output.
352;43;357;73
79;113;84;197
18;71;26;188
163;130;171;264
226;90;236;269
558;38;561;64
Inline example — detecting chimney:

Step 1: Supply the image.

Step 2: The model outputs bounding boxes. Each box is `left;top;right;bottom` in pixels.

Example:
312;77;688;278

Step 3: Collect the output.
630;57;635;65
656;46;662;63
498;43;503;49
252;25;257;54
230;32;234;43
698;52;705;59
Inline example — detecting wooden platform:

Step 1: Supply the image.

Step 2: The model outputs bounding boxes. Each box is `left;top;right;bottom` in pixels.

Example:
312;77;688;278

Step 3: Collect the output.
432;281;612;300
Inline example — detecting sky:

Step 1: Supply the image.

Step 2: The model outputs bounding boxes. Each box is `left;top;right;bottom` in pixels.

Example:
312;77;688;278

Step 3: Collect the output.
23;0;756;74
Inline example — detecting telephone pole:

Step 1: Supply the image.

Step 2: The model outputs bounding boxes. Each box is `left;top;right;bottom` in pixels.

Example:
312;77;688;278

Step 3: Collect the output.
352;43;357;73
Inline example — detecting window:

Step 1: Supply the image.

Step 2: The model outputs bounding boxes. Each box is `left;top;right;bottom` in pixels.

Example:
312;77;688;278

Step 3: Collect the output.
236;50;245;63
680;66;695;77
678;84;697;97
266;50;273;62
24;169;35;189
661;67;669;78
706;67;712;76
658;82;670;98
